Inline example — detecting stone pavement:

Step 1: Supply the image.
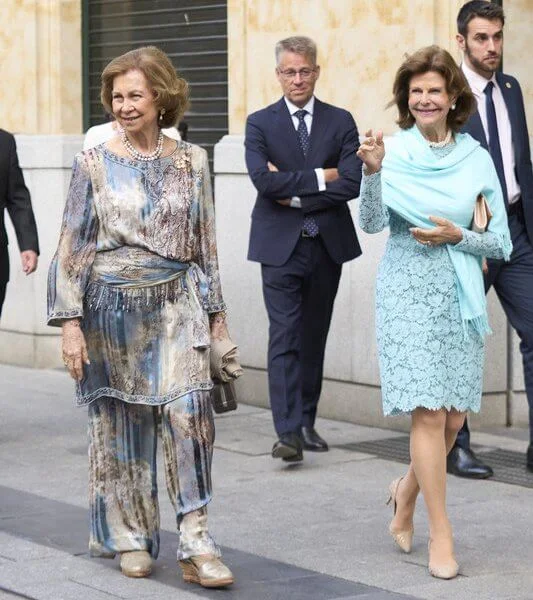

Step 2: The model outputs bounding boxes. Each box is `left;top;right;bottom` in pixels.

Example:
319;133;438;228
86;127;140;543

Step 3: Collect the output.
1;364;533;600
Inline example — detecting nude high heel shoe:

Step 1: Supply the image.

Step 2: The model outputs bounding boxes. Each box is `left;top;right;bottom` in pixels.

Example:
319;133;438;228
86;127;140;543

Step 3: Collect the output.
386;477;414;553
427;540;459;580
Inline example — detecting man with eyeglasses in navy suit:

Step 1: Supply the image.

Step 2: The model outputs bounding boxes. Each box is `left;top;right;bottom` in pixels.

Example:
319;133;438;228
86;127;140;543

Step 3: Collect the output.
245;36;363;463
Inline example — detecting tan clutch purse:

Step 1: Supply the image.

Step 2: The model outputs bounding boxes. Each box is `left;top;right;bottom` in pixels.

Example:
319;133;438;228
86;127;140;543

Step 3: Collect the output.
471;193;493;233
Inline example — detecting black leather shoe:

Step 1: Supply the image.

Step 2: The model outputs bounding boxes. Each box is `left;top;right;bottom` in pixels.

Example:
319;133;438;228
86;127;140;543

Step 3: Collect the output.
447;446;493;479
527;444;533;473
272;433;303;462
300;427;329;452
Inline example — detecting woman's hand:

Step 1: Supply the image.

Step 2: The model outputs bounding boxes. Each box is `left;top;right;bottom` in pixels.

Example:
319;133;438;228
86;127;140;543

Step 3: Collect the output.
210;312;230;341
356;129;385;175
62;319;90;381
409;216;463;246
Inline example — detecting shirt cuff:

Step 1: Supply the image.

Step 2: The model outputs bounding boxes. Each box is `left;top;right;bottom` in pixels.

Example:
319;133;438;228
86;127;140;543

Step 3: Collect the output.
315;168;326;191
290;196;302;208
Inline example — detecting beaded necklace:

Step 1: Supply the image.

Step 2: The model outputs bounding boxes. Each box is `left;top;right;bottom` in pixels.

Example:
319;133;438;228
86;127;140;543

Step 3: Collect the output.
120;128;164;161
427;129;453;148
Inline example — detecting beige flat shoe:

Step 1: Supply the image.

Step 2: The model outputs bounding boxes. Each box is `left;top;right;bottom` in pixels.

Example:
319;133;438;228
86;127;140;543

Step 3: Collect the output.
120;550;152;578
179;554;234;588
387;477;414;553
428;540;459;580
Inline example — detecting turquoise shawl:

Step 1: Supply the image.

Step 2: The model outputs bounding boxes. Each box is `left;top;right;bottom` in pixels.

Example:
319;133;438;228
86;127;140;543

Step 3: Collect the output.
381;125;512;337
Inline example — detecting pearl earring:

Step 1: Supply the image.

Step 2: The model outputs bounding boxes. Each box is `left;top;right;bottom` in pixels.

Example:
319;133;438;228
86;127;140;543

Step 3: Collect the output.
451;103;456;110
159;108;166;122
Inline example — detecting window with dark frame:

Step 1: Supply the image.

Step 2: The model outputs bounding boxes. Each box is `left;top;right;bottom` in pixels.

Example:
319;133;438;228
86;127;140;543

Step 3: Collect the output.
82;0;229;171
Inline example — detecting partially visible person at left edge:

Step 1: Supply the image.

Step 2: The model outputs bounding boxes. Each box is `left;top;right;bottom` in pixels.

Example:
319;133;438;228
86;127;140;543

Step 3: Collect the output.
0;128;39;317
245;36;362;463
448;0;533;478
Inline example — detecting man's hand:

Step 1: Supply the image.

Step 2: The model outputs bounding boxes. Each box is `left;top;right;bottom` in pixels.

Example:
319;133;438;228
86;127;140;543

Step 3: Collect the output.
409;216;463;246
21;250;38;275
324;168;339;182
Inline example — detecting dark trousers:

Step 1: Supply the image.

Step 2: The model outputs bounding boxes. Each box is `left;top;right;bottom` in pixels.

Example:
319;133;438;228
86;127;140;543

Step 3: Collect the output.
261;236;342;437
0;248;9;318
456;205;533;448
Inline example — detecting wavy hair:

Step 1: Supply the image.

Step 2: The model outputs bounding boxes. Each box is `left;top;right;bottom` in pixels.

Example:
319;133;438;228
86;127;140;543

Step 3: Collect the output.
389;45;476;132
101;46;189;128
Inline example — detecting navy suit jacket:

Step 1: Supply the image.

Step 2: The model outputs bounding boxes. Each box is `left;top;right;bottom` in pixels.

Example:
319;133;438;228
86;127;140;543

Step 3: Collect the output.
245;97;362;266
462;72;533;241
0;129;39;282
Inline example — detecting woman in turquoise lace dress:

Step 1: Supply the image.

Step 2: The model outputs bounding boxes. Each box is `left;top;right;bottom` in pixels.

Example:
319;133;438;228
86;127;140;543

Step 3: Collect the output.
47;47;234;588
357;47;511;580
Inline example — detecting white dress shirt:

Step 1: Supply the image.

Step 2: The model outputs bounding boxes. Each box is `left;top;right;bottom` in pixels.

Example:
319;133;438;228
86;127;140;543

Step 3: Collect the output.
462;61;521;205
283;96;326;207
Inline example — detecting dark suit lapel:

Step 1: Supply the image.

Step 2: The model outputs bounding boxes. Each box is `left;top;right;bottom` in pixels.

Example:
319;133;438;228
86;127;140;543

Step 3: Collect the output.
496;72;520;155
272;98;303;162
467;109;488;150
306;98;331;166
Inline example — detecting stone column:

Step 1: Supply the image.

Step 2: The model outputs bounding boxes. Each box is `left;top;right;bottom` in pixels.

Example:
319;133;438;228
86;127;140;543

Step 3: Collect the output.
0;0;82;367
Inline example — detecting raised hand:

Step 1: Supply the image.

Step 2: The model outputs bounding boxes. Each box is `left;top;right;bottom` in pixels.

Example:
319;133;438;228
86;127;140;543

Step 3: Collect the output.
356;129;385;175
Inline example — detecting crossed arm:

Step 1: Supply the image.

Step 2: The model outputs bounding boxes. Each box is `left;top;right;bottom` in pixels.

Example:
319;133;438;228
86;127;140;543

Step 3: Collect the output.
244;112;362;213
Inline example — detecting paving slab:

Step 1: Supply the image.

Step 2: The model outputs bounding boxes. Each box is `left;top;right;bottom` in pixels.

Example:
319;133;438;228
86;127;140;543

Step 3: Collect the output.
1;364;533;600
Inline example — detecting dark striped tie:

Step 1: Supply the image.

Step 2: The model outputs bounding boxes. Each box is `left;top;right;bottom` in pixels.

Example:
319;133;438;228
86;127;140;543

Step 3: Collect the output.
294;109;319;237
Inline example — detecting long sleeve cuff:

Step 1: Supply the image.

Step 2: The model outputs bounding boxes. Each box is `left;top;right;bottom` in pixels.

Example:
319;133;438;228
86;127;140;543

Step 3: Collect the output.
314;168;326;191
290;196;302;208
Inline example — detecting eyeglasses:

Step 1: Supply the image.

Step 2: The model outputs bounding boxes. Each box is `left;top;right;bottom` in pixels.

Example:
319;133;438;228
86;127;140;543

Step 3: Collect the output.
277;68;317;81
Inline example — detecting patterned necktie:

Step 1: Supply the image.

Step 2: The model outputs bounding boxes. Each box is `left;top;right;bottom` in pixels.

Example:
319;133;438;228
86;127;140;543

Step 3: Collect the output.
294;109;319;237
484;81;508;208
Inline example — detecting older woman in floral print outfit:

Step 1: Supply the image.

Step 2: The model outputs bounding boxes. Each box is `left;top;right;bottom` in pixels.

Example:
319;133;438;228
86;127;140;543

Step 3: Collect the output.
47;46;233;588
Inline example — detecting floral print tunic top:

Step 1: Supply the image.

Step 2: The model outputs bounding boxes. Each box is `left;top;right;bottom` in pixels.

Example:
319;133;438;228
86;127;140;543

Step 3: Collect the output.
47;141;225;406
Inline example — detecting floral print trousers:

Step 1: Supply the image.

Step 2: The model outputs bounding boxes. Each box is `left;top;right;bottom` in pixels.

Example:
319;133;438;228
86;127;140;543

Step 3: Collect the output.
87;391;220;560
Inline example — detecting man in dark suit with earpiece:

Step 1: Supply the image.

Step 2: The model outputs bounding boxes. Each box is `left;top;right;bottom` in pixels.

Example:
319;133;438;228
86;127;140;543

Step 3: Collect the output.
449;1;533;477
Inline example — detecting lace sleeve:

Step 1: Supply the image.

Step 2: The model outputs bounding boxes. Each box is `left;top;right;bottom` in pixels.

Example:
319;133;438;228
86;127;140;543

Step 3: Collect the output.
359;171;389;233
454;227;510;260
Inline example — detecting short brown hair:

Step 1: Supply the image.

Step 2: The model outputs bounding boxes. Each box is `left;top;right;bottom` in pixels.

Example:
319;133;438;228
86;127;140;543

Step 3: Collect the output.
101;46;189;128
390;45;476;133
457;1;504;37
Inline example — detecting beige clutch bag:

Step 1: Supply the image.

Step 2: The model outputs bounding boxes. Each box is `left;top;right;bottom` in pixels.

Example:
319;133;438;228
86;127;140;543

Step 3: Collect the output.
471;193;493;233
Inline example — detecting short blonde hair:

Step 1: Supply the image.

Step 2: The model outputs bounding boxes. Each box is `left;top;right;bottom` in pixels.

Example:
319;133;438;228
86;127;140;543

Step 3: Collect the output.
101;46;189;128
275;36;317;66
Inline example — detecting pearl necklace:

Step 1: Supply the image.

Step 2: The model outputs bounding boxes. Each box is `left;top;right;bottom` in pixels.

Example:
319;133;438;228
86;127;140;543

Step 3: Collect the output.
427;129;453;148
120;128;164;161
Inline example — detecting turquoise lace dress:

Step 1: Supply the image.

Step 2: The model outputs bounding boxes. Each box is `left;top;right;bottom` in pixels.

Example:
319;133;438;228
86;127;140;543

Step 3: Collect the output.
359;143;507;416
